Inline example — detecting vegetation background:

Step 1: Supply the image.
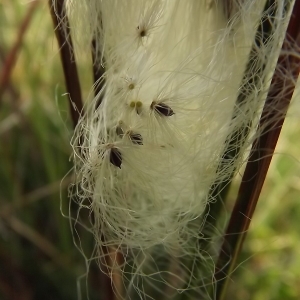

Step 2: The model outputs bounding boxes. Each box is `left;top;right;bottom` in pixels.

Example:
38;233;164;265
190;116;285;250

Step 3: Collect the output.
0;1;299;299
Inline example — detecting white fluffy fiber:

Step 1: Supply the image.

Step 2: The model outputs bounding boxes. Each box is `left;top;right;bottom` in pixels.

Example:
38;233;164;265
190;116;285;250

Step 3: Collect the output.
57;0;292;298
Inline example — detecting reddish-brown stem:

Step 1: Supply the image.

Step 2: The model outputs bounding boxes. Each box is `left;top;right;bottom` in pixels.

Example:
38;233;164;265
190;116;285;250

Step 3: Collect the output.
0;1;39;102
48;0;83;128
215;1;300;299
49;2;116;299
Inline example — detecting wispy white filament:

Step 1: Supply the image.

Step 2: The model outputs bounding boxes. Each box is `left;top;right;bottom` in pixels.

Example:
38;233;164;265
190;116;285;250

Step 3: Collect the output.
55;0;293;298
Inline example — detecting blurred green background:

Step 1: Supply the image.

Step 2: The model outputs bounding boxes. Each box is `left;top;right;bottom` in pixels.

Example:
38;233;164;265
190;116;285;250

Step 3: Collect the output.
0;1;299;300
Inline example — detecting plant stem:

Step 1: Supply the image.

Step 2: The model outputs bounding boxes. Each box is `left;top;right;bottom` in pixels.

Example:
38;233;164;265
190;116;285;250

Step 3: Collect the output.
48;0;83;128
0;1;39;102
215;1;300;298
49;2;115;299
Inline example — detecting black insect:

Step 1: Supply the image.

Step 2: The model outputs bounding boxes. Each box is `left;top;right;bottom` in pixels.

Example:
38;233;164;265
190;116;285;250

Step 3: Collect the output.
151;102;175;117
129;132;143;145
110;148;122;168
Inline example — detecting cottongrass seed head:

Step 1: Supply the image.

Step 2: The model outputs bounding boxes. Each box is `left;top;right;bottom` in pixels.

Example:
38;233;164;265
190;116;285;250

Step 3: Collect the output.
54;0;294;298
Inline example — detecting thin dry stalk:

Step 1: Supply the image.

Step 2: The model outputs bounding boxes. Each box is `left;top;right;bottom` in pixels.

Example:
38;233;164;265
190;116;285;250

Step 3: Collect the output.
215;1;300;298
48;0;83;127
2;214;71;269
0;177;72;217
49;2;116;299
0;0;39;102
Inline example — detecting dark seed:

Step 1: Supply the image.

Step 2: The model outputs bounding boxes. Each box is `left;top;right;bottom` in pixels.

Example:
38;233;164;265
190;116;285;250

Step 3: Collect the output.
110;148;122;168
116;126;124;137
152;102;175;117
129;132;143;145
137;26;146;37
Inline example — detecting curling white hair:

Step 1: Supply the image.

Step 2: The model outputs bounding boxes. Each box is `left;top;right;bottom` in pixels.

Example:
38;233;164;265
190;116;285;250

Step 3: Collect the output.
55;0;293;298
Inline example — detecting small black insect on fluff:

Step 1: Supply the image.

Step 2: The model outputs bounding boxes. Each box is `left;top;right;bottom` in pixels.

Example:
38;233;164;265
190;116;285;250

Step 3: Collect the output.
151;101;175;116
129;132;143;145
110;147;122;168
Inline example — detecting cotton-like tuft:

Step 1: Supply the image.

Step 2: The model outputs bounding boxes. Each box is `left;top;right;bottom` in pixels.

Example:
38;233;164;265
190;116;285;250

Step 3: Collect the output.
55;0;293;298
